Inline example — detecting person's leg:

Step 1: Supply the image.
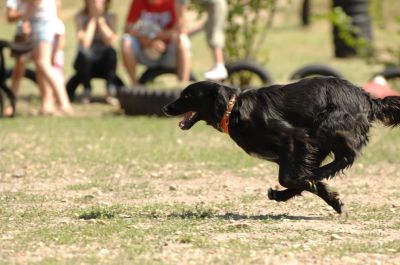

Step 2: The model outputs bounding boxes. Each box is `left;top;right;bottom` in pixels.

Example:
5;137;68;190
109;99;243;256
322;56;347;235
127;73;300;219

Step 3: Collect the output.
73;49;94;103
4;56;26;116
10;56;26;95
34;40;71;114
94;47;117;97
32;46;55;114
121;34;139;86
204;0;228;80
175;33;191;82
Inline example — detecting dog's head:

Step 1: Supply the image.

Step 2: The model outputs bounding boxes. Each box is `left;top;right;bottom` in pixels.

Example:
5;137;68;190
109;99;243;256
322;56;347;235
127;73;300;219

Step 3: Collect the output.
162;81;238;131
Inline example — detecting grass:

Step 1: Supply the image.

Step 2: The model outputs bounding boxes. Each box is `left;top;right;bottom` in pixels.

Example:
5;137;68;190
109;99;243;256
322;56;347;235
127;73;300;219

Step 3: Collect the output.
1;0;400;264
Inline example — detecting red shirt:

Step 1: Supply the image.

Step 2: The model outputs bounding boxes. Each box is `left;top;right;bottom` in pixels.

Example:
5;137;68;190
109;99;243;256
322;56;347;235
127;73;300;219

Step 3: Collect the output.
126;0;177;30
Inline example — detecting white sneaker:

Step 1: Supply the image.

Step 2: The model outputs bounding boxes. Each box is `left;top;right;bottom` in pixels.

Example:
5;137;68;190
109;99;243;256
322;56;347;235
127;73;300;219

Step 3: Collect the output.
204;64;228;80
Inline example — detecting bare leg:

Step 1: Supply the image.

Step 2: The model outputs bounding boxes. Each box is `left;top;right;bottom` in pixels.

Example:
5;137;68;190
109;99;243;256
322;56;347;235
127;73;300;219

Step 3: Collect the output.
33;41;71;114
5;56;26;116
10;56;26;95
176;33;191;82
212;46;225;65
35;66;55;114
121;38;138;85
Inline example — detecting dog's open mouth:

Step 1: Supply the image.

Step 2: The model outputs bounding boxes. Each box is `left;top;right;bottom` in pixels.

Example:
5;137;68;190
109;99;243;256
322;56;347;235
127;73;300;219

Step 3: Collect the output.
179;111;199;130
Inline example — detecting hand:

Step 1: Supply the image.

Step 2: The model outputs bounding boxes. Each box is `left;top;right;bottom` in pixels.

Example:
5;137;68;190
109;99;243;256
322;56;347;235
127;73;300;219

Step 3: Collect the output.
150;39;166;53
21;20;32;37
138;35;152;47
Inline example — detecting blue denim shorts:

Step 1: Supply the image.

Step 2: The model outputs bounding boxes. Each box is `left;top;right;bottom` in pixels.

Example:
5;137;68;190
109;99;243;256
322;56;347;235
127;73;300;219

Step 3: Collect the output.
122;34;177;68
31;20;55;43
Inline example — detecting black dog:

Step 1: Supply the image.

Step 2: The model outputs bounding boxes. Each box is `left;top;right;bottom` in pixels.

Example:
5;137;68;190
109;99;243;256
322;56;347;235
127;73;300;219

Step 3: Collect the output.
162;77;400;214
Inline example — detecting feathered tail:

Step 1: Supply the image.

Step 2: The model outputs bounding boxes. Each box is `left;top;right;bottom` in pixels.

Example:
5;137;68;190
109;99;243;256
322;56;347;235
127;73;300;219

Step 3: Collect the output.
371;96;400;127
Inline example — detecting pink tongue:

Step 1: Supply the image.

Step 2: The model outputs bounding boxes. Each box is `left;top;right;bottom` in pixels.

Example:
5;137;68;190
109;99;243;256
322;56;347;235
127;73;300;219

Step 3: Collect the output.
179;112;193;128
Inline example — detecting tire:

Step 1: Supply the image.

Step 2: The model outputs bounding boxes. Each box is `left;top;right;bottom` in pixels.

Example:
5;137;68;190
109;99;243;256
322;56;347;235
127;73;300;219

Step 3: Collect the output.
138;67;197;84
290;64;345;80
374;67;400;80
5;68;37;83
225;60;273;90
118;87;180;116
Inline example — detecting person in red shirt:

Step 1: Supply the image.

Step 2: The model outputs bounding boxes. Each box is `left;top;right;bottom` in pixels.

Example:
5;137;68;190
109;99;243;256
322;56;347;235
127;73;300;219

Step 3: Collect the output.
121;0;191;85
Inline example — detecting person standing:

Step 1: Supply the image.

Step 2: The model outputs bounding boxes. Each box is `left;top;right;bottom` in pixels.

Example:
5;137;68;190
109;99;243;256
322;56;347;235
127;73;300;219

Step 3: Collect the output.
22;0;72;115
71;0;118;104
178;0;228;80
5;0;28;116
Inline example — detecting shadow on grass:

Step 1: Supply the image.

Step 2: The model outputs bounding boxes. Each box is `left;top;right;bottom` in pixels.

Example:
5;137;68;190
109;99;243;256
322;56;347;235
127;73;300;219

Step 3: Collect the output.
217;212;325;221
150;210;325;221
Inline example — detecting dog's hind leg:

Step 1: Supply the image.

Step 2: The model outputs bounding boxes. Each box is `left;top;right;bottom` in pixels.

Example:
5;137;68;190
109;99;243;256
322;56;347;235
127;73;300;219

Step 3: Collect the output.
277;157;344;214
313;131;360;181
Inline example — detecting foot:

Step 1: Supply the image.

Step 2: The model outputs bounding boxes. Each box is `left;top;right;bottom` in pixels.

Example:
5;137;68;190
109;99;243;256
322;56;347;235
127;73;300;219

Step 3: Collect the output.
204;64;228;81
267;188;276;200
4;105;14;117
329;192;345;214
105;96;119;107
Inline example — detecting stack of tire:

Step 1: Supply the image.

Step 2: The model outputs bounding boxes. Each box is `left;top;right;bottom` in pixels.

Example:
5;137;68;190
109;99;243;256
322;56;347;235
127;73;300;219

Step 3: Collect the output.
332;0;373;58
118;87;180;116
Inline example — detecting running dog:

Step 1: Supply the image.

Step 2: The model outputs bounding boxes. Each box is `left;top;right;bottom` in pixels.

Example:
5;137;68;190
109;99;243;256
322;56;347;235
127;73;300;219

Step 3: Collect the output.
162;77;400;214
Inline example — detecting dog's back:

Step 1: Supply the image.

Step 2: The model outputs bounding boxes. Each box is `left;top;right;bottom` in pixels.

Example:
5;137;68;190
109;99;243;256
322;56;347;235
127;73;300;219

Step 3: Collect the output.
253;77;373;129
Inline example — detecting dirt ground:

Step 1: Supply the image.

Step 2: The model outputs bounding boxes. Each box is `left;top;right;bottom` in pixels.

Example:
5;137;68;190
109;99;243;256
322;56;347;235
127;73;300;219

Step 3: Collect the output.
1;158;400;264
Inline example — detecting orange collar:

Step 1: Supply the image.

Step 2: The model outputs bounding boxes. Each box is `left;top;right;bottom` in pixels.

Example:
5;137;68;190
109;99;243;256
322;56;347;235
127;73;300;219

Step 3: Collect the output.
219;95;237;135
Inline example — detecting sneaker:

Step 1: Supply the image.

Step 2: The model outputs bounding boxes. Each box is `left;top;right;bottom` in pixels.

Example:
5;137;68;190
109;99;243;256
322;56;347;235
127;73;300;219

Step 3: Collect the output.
204;64;228;80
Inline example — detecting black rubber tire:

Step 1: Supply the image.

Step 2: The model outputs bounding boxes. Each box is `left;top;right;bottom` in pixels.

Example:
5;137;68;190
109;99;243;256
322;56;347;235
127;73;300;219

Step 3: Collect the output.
66;74;125;101
225;60;273;90
5;68;37;83
374;67;400;80
138;67;197;84
290;64;345;80
118;87;180;116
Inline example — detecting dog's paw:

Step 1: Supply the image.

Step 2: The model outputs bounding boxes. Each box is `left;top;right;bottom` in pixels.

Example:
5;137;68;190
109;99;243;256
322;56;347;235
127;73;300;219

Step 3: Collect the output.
267;188;276;200
331;197;345;215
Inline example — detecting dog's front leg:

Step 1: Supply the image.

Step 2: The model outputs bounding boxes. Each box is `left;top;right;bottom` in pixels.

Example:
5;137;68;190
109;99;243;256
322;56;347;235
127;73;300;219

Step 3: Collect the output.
267;188;303;202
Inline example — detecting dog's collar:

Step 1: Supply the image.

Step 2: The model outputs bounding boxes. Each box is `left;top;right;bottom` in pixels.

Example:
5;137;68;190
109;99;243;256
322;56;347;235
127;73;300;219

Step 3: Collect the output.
220;95;237;135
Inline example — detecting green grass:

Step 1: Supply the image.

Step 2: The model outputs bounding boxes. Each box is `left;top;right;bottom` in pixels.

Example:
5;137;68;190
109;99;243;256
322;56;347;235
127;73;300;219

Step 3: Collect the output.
1;1;400;264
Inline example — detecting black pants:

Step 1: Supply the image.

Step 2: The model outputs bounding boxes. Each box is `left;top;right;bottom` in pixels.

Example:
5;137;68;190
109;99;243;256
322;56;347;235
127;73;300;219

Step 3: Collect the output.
73;47;117;94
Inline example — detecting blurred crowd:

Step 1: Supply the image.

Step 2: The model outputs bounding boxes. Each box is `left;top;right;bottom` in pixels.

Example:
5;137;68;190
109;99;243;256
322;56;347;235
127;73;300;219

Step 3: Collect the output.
4;0;228;116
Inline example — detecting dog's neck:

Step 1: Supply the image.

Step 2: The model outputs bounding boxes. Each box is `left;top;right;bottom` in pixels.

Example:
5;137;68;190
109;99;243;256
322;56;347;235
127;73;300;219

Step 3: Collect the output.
219;95;237;135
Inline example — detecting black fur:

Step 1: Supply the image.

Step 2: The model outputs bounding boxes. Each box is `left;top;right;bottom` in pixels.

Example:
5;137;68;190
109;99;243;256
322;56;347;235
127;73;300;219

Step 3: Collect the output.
162;77;400;214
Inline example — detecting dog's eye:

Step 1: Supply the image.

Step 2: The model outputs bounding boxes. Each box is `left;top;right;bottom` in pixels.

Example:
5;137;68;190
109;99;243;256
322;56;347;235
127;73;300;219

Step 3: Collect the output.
182;94;189;99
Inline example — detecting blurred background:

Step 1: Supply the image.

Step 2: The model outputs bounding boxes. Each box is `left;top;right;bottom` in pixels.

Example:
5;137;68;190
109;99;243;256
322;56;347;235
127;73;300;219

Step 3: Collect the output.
0;0;399;115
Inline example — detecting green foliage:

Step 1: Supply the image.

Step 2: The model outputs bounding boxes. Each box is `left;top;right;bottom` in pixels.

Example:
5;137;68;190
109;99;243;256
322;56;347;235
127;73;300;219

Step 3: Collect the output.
224;0;277;61
330;7;373;61
330;1;400;66
192;0;277;62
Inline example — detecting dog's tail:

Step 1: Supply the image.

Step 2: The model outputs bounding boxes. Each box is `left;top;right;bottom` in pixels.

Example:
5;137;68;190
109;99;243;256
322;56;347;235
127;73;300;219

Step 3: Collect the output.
371;96;400;127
